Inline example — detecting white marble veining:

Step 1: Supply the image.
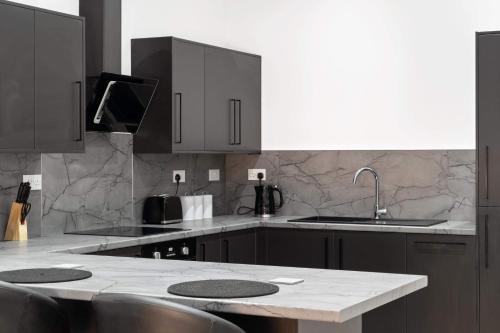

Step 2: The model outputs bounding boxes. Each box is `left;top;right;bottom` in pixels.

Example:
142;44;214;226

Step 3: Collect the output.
0;214;476;323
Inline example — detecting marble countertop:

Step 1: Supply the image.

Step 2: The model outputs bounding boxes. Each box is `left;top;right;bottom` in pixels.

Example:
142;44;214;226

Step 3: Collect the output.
0;214;474;322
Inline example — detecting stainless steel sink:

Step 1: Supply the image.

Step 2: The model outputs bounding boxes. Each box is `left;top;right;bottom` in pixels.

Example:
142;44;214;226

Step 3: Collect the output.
287;216;446;227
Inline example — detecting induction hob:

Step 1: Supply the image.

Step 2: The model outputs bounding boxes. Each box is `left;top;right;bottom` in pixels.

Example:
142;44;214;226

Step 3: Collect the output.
65;226;189;237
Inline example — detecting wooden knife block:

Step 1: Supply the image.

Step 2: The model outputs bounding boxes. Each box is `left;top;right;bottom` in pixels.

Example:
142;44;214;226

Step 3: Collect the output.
4;203;27;241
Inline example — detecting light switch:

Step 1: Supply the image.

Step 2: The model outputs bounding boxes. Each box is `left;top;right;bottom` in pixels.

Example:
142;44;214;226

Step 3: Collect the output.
209;169;220;182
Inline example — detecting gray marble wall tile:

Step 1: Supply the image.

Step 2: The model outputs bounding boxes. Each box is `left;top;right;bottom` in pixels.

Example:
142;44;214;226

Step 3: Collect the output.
41;133;133;235
133;154;226;223
0;154;41;239
226;150;476;221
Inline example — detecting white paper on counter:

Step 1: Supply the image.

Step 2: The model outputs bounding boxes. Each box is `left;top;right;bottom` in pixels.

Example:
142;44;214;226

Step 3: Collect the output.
203;194;213;219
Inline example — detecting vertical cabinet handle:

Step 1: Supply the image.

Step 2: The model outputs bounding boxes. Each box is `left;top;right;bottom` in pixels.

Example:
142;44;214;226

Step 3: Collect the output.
229;99;236;145
485;215;489;269
200;243;206;261
485;146;490;200
223;239;229;262
324;237;329;269
73;81;82;142
235;100;242;145
338;238;343;270
174;93;182;143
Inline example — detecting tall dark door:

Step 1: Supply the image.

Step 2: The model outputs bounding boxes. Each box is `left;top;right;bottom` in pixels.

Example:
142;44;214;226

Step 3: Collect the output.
35;11;84;152
0;3;34;150
205;47;261;152
478;33;500;207
479;207;500;333
334;231;406;333
171;39;205;151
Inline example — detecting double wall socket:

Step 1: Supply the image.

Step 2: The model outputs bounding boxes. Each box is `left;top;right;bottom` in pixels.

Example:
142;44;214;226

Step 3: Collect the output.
248;169;266;181
23;174;42;190
172;170;186;183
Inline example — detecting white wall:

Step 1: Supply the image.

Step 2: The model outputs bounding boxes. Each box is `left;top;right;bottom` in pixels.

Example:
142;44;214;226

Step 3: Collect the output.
11;0;78;15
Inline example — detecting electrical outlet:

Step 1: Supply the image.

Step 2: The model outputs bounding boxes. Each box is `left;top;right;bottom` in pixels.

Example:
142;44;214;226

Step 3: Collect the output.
23;174;42;190
209;169;220;182
248;169;266;181
172;170;186;183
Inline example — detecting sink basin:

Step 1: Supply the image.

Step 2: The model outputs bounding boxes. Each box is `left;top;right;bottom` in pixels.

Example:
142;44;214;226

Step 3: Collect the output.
287;216;446;227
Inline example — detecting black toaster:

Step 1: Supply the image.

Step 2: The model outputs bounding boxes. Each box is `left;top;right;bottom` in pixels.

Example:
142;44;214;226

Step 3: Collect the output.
142;195;183;224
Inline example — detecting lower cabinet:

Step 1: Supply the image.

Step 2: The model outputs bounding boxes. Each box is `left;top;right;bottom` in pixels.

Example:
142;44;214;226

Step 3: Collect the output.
196;233;221;262
260;228;333;268
221;229;256;264
479;207;500;333
406;234;477;333
334;231;407;333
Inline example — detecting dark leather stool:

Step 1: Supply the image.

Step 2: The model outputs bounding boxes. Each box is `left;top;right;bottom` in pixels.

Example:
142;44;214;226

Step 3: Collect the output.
0;281;70;333
92;293;245;333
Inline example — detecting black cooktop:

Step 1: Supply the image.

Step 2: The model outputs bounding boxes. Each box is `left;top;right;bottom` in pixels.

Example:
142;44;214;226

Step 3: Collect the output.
65;226;188;237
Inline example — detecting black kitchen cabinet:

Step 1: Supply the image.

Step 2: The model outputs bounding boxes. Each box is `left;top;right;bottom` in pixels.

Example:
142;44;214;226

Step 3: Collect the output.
89;246;143;257
0;1;85;153
477;32;500;207
196;233;221;262
221;229;256;264
205;47;261;152
132;37;261;153
406;234;477;333
0;2;34;151
334;231;406;333
261;228;333;268
132;37;205;153
34;10;85;152
478;207;500;333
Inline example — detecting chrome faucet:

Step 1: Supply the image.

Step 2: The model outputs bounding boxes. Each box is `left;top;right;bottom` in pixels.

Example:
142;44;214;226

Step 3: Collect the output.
353;167;387;219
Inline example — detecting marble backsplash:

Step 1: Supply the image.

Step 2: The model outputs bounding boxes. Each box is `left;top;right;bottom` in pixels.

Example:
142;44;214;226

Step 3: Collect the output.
226;150;476;222
41;133;134;235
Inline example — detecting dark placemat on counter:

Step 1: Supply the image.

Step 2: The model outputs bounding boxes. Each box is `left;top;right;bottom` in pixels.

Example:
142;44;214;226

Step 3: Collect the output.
0;268;92;284
167;279;279;299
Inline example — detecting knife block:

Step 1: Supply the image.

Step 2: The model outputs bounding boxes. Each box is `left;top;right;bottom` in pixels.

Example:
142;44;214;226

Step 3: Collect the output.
4;203;27;241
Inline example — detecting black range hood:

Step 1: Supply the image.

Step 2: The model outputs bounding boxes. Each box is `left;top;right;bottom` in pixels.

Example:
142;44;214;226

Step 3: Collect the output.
86;72;158;134
81;0;158;134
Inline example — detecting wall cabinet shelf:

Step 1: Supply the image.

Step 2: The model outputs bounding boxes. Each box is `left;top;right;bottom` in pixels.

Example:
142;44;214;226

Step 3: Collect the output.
131;37;261;154
0;1;85;153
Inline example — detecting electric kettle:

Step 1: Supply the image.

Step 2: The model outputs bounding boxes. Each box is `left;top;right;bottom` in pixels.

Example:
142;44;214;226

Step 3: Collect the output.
254;182;284;217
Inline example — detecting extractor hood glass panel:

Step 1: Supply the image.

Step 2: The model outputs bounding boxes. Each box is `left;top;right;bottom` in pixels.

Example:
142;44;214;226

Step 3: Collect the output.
86;72;158;134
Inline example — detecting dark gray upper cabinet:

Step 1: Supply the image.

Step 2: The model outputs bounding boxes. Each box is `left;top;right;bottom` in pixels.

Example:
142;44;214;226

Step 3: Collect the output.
132;37;261;153
333;231;406;333
205;47;261;152
132;37;205;153
0;2;34;151
34;10;85;152
477;32;500;207
0;1;84;153
478;207;500;333
406;234;477;333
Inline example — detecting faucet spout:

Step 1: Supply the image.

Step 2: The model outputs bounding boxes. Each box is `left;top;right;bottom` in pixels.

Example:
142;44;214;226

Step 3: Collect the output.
353;167;387;219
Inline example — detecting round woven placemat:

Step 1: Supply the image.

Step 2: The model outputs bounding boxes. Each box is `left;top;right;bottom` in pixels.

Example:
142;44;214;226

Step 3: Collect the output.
168;279;279;299
0;268;92;284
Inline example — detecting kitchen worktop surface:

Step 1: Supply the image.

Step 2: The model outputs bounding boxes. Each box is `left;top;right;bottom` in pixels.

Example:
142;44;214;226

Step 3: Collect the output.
0;214;471;323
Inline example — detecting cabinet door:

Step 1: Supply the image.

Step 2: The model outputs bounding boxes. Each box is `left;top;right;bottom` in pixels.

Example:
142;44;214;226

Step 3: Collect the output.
205;47;261;152
0;3;34;151
478;33;500;207
35;11;84;152
263;228;333;268
171;39;204;151
479;207;500;333
407;234;477;333
196;233;221;262
221;229;256;264
334;232;406;333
